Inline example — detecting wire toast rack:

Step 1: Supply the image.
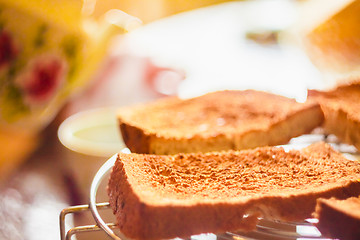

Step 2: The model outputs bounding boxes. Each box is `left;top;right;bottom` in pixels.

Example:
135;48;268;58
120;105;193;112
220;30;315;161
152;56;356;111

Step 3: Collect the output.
60;135;360;240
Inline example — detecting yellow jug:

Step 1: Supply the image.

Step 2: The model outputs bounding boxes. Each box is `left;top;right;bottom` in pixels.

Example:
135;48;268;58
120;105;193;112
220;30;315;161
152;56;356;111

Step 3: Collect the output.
0;0;140;182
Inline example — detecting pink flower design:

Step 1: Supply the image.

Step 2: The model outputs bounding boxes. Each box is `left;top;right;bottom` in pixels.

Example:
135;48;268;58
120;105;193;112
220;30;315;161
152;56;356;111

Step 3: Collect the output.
15;54;68;105
0;30;18;70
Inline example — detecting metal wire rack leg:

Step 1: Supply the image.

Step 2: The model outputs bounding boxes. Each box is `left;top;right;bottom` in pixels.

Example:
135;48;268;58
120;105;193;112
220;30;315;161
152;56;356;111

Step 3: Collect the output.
60;154;125;240
60;202;117;240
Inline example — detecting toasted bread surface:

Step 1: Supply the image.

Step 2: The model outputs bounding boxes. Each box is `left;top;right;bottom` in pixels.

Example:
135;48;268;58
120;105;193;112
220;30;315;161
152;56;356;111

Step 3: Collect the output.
108;142;360;240
118;90;324;154
314;197;360;240
308;81;360;150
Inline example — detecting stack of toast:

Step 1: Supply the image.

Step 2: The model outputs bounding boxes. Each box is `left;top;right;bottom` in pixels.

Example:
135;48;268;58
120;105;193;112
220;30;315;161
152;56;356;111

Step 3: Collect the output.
108;82;360;240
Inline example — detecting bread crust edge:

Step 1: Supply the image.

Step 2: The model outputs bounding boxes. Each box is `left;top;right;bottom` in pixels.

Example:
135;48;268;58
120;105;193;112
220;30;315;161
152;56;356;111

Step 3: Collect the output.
118;102;324;154
314;198;360;240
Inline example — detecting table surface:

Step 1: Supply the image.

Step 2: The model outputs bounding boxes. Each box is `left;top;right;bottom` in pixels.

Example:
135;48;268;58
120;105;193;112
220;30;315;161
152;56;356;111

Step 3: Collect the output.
0;1;328;240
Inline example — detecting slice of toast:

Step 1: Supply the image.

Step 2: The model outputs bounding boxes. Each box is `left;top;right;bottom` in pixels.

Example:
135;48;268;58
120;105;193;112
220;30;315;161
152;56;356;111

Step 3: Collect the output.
314;197;360;240
107;142;360;240
118;90;324;154
308;81;360;151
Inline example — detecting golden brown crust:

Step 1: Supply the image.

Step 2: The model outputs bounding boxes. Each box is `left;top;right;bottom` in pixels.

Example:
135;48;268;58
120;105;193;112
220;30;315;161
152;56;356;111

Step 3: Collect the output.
118;90;324;154
119;121;151;154
314;197;360;240
108;142;360;240
308;81;360;151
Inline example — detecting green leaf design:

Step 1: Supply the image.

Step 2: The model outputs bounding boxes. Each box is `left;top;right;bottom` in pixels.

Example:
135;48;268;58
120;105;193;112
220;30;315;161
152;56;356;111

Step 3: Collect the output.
61;35;80;59
1;84;29;122
33;24;48;48
61;35;82;82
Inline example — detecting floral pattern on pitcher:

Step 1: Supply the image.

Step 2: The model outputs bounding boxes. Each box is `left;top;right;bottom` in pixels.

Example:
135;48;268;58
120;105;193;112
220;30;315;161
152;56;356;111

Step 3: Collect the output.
15;54;68;106
0;1;126;128
0;4;86;126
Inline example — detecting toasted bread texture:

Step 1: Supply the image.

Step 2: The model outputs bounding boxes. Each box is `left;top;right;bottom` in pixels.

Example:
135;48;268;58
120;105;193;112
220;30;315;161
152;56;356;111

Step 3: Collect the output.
308;81;360;151
314;197;360;240
118;90;324;154
107;142;360;240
